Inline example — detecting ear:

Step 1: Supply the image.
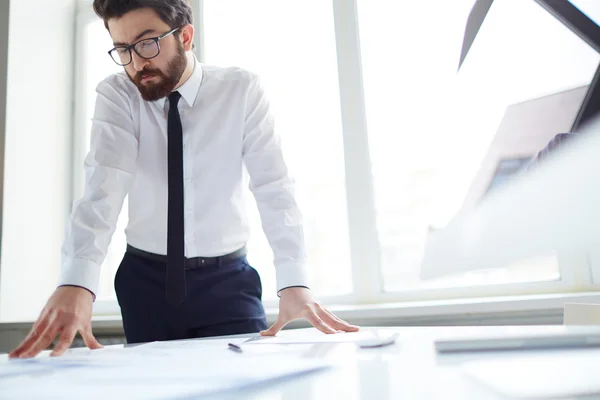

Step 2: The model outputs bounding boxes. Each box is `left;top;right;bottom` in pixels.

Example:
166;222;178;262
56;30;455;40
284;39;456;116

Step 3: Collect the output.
179;23;195;52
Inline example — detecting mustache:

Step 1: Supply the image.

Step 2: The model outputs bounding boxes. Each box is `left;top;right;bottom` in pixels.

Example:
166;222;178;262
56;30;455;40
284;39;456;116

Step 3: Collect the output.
135;68;163;81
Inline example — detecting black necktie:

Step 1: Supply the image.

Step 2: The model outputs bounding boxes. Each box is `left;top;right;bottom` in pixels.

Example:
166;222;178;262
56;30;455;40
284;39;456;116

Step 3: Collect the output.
166;91;186;307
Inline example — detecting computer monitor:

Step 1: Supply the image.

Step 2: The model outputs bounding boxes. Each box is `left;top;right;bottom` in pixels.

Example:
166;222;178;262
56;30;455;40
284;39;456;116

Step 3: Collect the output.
459;85;589;211
420;0;600;280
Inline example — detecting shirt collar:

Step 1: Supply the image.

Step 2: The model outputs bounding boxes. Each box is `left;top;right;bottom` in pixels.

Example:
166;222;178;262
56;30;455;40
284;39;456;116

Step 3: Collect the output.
154;55;202;108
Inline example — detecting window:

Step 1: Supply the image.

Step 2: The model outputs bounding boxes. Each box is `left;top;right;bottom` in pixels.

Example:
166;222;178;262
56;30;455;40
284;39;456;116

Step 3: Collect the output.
74;16;124;302
72;0;600;313
356;0;599;292
76;1;353;304
202;0;352;300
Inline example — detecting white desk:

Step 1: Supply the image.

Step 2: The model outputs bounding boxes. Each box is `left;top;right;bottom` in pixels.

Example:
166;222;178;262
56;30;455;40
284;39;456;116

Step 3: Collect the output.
209;325;598;400
2;325;596;399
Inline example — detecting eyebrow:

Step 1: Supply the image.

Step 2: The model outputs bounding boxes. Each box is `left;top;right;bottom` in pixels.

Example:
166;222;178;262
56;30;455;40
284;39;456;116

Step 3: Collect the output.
113;29;157;47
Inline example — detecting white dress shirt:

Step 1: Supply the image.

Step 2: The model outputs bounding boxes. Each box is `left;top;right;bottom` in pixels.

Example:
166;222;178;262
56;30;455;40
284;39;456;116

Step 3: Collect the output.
58;57;308;297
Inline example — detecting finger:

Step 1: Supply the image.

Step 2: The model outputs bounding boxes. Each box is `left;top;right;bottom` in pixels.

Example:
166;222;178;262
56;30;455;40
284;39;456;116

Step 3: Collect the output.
319;307;360;332
305;309;336;334
9;314;52;358
81;325;103;350
50;328;78;357
260;316;288;336
19;323;62;359
317;308;353;332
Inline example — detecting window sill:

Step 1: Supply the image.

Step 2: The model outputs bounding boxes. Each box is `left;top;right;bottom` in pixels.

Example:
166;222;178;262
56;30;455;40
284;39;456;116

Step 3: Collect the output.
2;292;597;335
76;291;600;333
319;291;600;326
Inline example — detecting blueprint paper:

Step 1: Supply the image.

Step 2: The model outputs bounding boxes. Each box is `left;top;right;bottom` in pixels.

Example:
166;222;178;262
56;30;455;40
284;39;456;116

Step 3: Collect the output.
0;340;330;399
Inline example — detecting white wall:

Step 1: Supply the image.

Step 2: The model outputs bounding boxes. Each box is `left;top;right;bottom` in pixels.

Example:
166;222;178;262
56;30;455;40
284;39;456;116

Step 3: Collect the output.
0;0;76;322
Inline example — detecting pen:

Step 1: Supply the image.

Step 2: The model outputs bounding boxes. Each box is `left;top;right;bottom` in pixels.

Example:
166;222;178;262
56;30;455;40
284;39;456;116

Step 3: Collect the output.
228;343;243;353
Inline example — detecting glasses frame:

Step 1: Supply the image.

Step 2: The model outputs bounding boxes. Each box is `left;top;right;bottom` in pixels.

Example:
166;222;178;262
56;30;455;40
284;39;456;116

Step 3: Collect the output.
108;27;180;66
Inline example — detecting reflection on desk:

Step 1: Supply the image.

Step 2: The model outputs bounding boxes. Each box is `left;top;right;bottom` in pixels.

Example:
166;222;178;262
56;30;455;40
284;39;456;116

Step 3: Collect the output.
1;326;597;399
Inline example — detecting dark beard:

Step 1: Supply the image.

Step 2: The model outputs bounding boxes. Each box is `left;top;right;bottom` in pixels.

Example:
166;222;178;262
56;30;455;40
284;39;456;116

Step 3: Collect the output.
128;42;187;102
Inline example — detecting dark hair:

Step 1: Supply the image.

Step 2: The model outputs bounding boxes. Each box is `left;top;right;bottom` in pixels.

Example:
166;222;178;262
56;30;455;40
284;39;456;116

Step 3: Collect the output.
93;0;193;31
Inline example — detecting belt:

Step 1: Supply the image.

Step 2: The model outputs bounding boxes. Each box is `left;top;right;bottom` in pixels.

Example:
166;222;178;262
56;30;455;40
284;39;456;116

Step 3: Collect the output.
126;244;247;269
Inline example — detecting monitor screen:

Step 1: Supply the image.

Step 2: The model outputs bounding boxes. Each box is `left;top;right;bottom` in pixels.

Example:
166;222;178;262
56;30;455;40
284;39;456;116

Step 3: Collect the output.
450;0;600;213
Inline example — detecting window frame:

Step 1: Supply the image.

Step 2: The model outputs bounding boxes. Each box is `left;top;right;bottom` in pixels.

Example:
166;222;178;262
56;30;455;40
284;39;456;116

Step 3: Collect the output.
72;3;96;204
71;0;600;318
73;4;124;314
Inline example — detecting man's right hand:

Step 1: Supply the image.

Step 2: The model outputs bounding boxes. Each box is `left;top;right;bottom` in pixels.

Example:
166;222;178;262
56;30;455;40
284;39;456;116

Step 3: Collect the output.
9;286;103;359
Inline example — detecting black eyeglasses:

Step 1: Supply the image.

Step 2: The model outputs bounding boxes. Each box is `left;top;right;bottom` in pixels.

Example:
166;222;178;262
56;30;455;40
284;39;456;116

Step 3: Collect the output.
108;27;179;66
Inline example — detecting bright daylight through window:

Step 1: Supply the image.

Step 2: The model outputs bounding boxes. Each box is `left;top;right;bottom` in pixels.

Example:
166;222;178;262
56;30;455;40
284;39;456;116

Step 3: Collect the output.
76;0;599;307
357;0;599;293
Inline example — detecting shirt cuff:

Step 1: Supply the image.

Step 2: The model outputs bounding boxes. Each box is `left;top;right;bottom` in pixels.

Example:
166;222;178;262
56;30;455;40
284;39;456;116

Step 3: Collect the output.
277;285;310;298
57;285;97;301
275;262;309;294
57;258;102;300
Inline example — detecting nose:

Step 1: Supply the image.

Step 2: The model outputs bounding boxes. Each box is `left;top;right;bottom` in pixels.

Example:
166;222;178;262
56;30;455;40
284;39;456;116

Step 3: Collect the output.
130;51;149;72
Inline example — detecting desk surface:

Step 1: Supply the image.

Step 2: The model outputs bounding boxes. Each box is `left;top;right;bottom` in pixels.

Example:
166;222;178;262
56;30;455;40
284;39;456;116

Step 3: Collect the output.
209;325;490;400
3;325;595;399
160;325;592;400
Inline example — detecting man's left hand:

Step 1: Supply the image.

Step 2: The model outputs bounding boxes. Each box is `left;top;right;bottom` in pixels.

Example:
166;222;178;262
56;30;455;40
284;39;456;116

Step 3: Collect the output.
260;287;360;336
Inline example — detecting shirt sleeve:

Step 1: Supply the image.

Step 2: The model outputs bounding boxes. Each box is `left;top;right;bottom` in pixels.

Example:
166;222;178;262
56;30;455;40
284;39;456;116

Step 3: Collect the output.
242;73;309;293
57;78;138;298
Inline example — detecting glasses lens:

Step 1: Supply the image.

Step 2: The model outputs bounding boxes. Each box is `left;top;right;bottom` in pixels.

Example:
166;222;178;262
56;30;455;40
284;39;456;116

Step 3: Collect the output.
110;47;131;66
134;39;159;59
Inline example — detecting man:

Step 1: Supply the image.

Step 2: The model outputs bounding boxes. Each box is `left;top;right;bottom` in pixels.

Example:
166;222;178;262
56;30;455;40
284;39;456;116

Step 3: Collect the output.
10;0;358;359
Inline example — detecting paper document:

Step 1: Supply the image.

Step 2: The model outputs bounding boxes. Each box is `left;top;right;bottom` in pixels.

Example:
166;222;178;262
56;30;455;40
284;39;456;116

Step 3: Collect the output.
138;338;317;356
0;339;331;399
462;350;600;399
238;328;400;345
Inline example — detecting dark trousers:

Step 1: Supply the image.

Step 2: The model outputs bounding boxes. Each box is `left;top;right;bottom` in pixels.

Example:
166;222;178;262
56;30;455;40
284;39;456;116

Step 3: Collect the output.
114;248;267;344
